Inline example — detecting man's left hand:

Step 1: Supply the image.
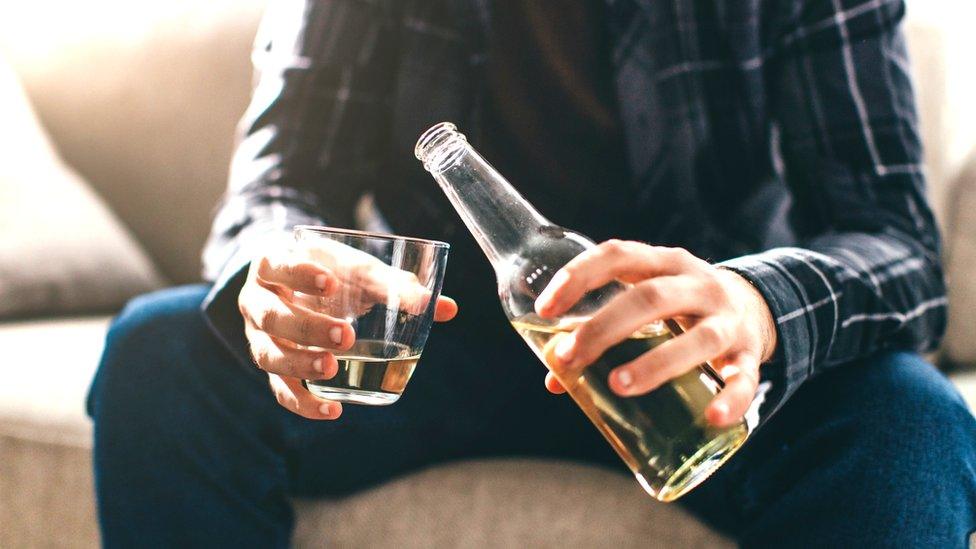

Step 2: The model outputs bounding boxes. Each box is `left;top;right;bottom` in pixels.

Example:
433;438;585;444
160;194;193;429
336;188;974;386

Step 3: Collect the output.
534;240;777;427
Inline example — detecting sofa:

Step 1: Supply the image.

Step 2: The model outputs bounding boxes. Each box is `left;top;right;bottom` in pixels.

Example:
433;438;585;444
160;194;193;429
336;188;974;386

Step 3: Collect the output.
1;2;974;546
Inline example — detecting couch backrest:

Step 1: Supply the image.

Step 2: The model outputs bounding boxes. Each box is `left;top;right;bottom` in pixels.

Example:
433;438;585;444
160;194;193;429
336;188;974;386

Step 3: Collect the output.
0;1;968;283
0;0;267;283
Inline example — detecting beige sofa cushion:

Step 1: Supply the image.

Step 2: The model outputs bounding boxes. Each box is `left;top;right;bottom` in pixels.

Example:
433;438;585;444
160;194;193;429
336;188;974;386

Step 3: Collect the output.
0;0;267;284
944;150;976;369
0;316;109;445
0;60;162;318
293;459;733;548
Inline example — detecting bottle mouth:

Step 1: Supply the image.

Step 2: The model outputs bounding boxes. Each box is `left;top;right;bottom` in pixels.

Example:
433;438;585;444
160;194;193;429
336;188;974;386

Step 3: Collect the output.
414;122;468;174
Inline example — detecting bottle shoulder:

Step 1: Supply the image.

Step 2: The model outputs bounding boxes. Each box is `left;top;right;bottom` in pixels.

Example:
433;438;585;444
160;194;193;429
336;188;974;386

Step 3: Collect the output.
495;226;618;321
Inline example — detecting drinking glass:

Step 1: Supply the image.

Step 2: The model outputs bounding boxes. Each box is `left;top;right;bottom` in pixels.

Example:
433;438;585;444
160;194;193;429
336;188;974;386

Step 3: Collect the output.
292;225;449;405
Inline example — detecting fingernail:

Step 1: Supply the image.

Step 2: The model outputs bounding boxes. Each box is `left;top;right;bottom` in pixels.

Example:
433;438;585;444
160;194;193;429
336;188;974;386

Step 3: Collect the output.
712;401;730;420
616;369;634;389
312;358;323;373
319;402;333;416
315;274;329;291
554;333;576;362
329;326;343;345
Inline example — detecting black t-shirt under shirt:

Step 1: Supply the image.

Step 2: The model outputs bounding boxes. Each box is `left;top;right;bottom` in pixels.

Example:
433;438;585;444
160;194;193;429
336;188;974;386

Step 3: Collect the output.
479;1;633;242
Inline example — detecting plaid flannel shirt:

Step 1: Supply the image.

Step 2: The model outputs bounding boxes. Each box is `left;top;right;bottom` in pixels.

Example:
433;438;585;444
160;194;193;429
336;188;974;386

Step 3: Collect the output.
202;0;946;423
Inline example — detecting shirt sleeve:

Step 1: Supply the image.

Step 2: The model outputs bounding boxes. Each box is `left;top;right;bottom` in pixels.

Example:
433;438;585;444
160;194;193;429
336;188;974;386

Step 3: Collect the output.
719;0;947;420
199;0;398;363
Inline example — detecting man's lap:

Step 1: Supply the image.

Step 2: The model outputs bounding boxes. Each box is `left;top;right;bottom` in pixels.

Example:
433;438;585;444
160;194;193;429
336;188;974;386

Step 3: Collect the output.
90;285;620;496
90;284;976;546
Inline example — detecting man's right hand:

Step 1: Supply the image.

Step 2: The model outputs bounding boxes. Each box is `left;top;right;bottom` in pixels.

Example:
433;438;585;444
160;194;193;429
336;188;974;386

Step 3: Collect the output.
238;243;458;420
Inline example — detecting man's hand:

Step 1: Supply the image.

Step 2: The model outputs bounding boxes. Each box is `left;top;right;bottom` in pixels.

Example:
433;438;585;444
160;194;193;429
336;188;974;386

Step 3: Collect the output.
534;240;776;427
238;243;458;420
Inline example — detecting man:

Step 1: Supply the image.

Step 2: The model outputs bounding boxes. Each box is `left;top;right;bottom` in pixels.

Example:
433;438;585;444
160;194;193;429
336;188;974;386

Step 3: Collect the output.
88;0;976;546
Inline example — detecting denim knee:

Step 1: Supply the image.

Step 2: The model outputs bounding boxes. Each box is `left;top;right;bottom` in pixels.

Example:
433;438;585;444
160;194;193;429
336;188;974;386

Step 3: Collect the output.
855;352;974;452
848;353;976;528
87;285;214;418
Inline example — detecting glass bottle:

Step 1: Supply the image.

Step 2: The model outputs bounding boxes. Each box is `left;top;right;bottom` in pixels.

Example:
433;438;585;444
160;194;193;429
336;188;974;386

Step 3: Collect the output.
414;122;749;502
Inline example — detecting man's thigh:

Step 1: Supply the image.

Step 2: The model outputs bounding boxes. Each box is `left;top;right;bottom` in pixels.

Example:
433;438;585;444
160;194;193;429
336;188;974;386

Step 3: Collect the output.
681;351;976;547
92;286;610;497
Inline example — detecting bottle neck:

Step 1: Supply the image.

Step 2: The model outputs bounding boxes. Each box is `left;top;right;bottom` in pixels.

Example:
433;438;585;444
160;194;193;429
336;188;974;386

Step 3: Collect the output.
416;123;551;268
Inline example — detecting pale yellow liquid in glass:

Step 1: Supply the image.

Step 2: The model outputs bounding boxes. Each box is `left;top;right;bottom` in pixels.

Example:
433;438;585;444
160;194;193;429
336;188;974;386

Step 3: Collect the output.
303;339;419;406
512;315;748;501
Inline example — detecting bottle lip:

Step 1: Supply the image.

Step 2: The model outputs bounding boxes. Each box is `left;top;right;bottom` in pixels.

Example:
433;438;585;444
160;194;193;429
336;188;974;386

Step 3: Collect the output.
415;121;468;174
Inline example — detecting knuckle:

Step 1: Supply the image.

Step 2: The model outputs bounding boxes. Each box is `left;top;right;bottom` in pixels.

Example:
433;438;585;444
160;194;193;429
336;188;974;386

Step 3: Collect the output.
293;399;315;418
283;261;297;280
257;307;278;332
669;247;692;261
257;256;272;277
253;346;272;369
298;314;316;340
698;323;726;351
599;239;627;258
281;355;304;378
574;324;595;351
698;273;724;300
574;326;605;364
560;263;582;283
297;262;322;284
636;281;661;309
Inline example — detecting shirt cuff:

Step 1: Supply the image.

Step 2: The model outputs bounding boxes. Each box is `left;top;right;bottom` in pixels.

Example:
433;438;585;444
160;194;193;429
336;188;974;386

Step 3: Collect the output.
719;249;815;424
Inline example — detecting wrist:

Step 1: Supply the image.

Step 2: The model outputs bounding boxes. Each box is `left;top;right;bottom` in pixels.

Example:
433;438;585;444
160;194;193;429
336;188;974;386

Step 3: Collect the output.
718;268;778;363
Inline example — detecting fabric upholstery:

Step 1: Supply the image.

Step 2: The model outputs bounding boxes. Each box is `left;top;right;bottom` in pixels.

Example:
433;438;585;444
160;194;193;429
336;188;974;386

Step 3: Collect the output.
293;459;733;548
0;316;108;445
0;61;162;318
0;0;267;283
0;437;99;548
944;150;976;369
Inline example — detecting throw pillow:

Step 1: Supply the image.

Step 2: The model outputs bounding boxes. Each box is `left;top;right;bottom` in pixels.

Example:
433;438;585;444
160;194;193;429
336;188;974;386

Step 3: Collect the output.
0;59;163;317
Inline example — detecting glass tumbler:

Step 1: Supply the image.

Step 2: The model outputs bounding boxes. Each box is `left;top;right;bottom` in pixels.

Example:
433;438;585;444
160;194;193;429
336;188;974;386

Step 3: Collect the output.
292;225;449;405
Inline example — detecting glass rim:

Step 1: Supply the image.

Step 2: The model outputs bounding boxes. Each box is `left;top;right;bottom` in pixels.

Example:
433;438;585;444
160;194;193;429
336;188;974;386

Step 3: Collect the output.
293;225;450;249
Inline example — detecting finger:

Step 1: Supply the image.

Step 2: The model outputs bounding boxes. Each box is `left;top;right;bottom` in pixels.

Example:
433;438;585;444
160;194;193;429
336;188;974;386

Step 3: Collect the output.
550;276;712;371
535;241;701;318
293;239;448;320
608;318;734;396
268;373;343;420
434;296;459;322
245;323;339;380
544;371;567;394
338;263;445;319
241;284;355;350
706;354;761;427
256;252;337;295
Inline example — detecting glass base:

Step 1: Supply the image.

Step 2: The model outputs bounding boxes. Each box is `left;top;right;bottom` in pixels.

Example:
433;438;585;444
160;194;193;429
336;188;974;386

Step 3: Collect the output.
303;384;402;406
637;424;749;503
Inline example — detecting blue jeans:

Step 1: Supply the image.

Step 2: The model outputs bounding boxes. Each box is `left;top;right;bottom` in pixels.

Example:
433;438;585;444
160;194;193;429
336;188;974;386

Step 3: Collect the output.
88;285;976;547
